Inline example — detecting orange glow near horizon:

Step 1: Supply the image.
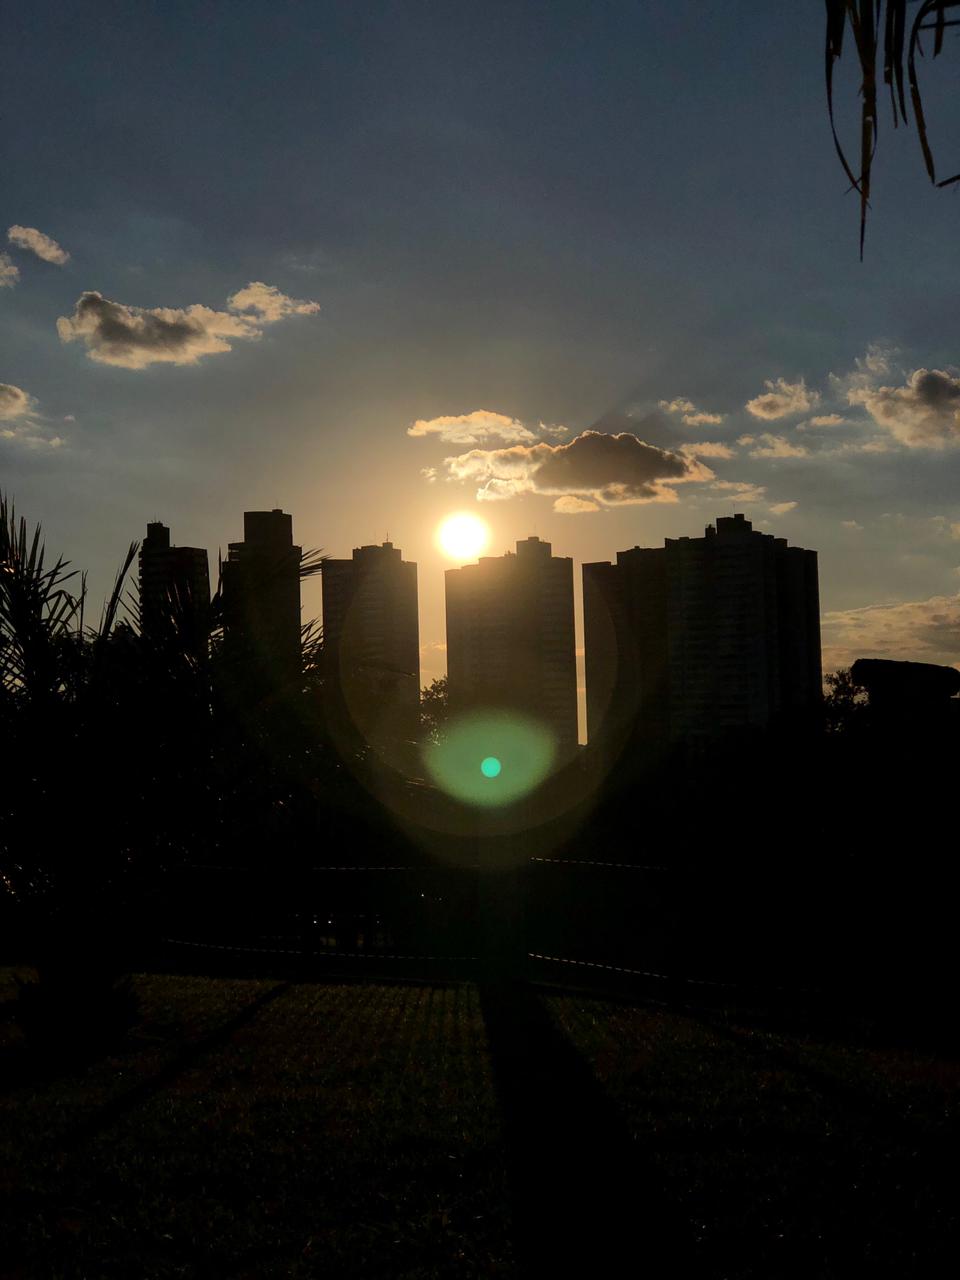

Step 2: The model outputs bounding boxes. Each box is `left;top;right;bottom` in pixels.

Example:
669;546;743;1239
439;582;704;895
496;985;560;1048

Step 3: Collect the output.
435;512;491;563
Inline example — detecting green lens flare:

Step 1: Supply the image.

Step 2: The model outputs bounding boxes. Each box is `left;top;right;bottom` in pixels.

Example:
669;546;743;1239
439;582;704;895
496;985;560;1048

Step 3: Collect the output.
423;710;556;807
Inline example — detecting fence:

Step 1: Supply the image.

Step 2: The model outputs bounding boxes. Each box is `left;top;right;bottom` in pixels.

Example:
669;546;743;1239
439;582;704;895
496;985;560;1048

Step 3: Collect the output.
148;852;958;1014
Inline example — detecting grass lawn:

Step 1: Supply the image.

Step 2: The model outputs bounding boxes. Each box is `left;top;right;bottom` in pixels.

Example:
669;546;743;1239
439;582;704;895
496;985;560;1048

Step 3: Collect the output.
1;969;957;1277
548;994;960;1277
1;974;511;1278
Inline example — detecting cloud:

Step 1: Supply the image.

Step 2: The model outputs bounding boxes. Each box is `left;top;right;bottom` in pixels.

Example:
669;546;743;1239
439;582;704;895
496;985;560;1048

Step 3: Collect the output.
0;426;64;450
679;441;735;459
822;592;960;672
841;520;863;531
0;253;19;288
659;396;724;426
851;368;960;449
7;225;70;265
828;344;895;404
408;410;539;445
769;501;798;515
56;282;319;369
737;433;808;459
681;411;724;426
553;495;600;514
826;437;892;456
0;383;36;420
226;280;320;322
439;430;714;506
808;414;849;427
745;377;817;420
0;384;62;449
710;480;767;502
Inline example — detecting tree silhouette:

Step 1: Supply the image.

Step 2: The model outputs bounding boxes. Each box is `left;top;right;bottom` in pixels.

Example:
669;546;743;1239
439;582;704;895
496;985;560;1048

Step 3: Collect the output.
419;675;449;744
823;665;869;734
0;496;348;1047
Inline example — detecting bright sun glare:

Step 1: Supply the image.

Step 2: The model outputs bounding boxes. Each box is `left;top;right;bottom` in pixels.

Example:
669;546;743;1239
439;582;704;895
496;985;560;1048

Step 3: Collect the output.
436;512;491;562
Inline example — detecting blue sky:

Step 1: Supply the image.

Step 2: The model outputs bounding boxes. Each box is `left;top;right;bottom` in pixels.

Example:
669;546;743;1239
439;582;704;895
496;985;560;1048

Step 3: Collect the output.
3;0;960;711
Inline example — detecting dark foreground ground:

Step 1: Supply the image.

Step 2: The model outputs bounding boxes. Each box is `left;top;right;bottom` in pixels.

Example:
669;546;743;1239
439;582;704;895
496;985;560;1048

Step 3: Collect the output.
0;970;957;1278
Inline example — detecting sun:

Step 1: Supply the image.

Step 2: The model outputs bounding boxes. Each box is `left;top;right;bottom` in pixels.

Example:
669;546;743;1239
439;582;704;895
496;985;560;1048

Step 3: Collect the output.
436;512;491;562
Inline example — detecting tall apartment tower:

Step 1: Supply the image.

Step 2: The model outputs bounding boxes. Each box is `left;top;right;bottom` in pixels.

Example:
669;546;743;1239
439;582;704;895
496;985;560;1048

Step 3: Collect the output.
584;514;821;753
321;542;420;758
221;509;302;685
138;521;210;636
445;536;578;759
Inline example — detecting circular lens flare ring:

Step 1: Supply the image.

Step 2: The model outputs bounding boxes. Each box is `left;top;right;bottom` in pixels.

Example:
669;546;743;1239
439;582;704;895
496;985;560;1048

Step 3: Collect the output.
436;512;491;562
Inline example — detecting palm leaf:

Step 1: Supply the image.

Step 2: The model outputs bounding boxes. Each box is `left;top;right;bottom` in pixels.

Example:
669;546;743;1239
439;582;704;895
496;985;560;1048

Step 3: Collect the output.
826;0;960;254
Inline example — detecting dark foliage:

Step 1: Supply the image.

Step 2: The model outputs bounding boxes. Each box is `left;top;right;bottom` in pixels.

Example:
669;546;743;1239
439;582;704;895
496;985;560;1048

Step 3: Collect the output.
0;496;385;1047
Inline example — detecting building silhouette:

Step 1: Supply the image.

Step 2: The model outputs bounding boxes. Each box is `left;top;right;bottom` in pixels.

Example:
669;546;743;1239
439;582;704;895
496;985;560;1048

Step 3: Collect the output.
138;521;210;637
584;513;821;755
321;542;420;760
445;536;578;759
221;509;302;687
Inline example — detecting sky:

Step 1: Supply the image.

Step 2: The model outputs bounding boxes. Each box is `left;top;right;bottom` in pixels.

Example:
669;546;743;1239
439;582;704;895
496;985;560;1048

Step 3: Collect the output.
3;0;960;736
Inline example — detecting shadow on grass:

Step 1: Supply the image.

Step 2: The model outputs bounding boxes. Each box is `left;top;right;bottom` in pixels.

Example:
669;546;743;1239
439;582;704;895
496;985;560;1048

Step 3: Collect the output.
480;979;689;1276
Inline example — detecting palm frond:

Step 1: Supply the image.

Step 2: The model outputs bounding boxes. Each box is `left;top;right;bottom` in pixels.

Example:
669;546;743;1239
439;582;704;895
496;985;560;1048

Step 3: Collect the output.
0;494;82;699
826;0;960;255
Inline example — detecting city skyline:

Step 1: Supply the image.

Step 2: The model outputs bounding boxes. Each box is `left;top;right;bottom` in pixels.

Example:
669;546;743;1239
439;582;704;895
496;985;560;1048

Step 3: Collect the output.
3;3;960;714
125;505;828;746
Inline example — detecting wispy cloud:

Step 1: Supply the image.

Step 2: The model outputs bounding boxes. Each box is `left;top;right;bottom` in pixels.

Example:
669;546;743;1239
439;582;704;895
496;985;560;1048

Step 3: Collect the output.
553;494;600;514
0;383;63;449
822;592;960;672
769;501;798;515
745;377;817;420
679;440;735;459
737;433;808;459
7;224;70;265
408;410;540;445
0;253;19;289
227;281;319;323
659;396;724;426
56;281;319;369
710;480;766;502
808;413;849;427
0;383;36;420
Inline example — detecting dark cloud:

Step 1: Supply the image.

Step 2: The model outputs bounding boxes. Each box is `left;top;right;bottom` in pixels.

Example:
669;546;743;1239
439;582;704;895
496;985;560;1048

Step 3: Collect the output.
56;283;319;369
854;368;960;448
441;429;713;506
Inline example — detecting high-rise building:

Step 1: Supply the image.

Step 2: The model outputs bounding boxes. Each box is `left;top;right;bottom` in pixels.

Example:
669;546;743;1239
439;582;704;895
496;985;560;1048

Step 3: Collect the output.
584;514;821;754
321;542;420;757
445;536;578;759
221;509;302;685
138;521;210;637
